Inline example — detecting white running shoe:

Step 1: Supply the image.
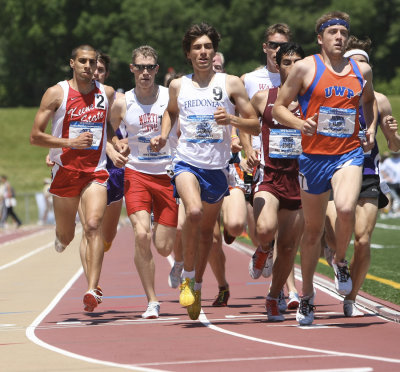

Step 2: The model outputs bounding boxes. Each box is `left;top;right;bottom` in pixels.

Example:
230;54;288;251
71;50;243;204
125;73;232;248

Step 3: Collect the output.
343;299;364;317
261;247;274;278
323;245;334;267
332;259;352;295
55;237;66;253
265;296;285;322
142;301;160;319
287;291;300;310
278;289;287;313
296;291;316;326
249;246;269;279
168;262;184;288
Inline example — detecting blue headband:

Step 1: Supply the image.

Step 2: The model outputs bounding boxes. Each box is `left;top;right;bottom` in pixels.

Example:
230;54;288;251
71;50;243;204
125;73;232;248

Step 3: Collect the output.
318;18;350;33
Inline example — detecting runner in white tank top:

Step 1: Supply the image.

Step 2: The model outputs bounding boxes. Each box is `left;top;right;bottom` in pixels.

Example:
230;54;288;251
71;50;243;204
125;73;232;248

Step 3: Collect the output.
123;85;171;174
111;45;178;320
176;72;235;169
151;23;260;321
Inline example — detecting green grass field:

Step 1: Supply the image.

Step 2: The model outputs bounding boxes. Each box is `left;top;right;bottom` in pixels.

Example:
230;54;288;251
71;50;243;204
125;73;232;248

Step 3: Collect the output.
1;98;399;306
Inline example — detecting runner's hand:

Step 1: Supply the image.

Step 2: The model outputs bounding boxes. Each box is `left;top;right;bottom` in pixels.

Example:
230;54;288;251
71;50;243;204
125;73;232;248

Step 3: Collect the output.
246;149;260;168
45;154;55;167
214;107;231;126
150;135;166;152
113;140;130;157
231;136;242;153
362;130;375;153
108;146;128;168
302;113;318;136
383;115;398;135
72;132;93;148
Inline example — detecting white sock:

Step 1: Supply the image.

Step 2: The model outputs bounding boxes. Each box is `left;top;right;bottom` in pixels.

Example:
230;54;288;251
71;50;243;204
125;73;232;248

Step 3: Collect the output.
182;270;195;279
194;282;202;291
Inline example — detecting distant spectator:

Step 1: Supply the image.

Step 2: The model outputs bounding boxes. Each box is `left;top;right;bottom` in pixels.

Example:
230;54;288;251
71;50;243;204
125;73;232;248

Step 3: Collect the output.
0;175;22;227
40;177;53;225
380;152;400;212
164;66;176;87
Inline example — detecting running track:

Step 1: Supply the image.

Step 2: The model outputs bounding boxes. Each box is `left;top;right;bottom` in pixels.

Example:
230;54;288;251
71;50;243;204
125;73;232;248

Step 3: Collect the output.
3;225;400;371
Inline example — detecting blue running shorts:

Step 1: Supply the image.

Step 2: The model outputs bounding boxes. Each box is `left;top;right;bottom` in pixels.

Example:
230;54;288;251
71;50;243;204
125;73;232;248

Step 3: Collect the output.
171;161;229;204
298;147;364;194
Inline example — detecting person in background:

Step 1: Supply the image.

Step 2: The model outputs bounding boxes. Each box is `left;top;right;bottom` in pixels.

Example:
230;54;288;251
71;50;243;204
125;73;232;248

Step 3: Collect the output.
0;175;22;228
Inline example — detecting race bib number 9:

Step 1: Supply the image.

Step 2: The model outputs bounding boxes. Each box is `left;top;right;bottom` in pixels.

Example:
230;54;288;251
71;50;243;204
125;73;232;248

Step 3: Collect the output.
269;128;302;159
69;121;102;150
186;115;224;143
317;106;356;138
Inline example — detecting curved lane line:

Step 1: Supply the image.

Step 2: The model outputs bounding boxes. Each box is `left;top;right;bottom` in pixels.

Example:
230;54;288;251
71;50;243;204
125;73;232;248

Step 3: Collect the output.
26;266;169;372
198;311;400;364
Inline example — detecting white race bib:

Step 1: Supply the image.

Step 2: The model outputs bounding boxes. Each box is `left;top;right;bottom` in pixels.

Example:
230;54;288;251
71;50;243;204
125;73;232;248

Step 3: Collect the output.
137;136;171;161
69;121;102;150
317;106;356;138
269;128;302;159
185;115;223;143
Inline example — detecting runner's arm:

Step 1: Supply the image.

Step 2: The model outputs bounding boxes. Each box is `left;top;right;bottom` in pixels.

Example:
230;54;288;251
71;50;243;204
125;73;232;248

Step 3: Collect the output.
217;75;259;136
30;85;93;149
376;92;400;152
151;78;180;151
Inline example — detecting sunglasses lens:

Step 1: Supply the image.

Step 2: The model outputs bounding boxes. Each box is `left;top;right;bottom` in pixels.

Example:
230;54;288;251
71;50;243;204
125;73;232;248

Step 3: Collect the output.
134;64;157;71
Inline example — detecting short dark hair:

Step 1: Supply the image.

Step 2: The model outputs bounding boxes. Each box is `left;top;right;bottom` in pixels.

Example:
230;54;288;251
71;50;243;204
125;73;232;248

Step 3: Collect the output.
71;44;96;60
96;51;111;73
182;22;221;55
276;42;305;66
346;35;372;54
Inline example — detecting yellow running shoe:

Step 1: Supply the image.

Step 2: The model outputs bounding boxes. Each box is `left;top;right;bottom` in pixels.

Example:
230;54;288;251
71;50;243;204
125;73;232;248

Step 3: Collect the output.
179;278;195;307
187;289;201;320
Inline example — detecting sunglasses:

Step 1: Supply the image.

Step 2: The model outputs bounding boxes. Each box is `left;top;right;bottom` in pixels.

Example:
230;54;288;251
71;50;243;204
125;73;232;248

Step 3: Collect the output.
133;64;158;71
266;41;286;50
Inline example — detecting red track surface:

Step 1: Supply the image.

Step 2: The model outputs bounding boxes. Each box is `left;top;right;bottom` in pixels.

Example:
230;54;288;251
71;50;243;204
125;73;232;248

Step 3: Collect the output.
32;226;400;371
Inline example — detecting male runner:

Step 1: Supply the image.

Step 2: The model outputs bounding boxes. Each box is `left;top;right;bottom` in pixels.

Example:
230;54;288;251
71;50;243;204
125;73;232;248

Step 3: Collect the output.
245;42;305;321
151;22;259;320
273;12;377;325
324;36;400;317
111;45;178;319
30;45;127;312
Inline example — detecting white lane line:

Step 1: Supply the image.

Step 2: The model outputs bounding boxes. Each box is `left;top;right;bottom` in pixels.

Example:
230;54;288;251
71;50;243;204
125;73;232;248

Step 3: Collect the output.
136;353;331;367
26;267;168;372
0;228;51;248
166;246;399;365
281;369;372;372
375;222;400;230
0;242;52;271
198;310;400;364
0;226;83;271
